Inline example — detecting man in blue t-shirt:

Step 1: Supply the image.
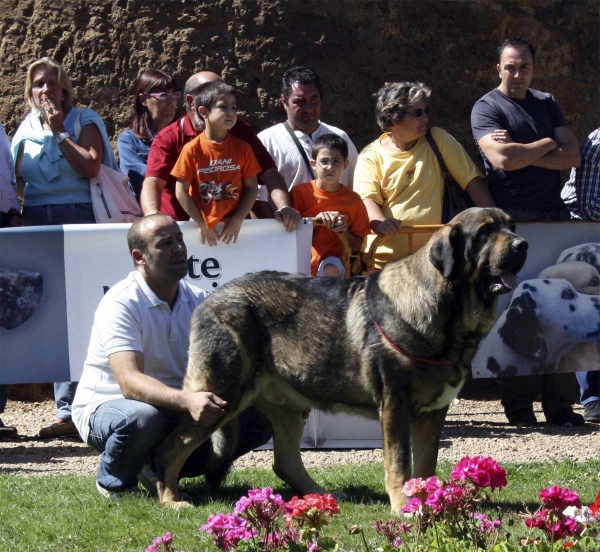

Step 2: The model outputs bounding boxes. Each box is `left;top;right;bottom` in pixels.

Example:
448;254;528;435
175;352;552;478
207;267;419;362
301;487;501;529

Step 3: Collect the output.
471;37;580;219
471;37;583;428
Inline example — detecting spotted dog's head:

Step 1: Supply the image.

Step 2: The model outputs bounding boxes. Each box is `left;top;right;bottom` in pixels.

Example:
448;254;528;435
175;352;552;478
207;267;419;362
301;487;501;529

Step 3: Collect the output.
557;243;600;273
429;207;528;298
473;277;600;378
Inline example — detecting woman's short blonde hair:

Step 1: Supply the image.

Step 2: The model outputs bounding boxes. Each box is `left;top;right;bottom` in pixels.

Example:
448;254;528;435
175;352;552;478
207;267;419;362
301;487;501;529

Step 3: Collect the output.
25;57;73;112
375;82;431;132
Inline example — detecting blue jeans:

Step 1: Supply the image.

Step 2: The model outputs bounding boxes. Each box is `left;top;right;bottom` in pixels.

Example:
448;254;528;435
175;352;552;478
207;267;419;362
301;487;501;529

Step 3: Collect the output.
576;371;600;405
22;202;96;420
87;399;272;491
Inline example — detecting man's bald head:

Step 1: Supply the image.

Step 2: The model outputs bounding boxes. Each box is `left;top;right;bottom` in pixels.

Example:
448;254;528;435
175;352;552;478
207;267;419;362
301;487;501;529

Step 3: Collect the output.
184;71;223;97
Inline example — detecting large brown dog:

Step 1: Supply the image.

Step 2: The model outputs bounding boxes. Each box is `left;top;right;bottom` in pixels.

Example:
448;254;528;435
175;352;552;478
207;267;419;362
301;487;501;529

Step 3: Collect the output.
154;207;527;512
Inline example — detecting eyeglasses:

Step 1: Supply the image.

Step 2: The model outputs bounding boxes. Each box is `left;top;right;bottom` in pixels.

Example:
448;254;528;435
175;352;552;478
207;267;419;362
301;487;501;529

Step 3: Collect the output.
316;159;345;169
404;106;430;118
145;91;182;101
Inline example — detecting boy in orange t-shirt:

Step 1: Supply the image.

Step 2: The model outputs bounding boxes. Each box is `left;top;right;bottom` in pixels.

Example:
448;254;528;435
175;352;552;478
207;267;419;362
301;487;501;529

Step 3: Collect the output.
291;134;371;276
172;82;260;246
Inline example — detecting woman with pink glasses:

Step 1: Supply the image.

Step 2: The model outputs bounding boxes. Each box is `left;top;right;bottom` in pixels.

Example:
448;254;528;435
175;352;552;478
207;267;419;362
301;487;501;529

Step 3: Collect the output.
117;70;180;201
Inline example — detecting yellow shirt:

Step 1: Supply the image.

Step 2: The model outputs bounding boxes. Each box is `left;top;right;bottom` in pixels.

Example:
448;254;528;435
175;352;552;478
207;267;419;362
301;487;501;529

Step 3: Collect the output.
354;127;482;266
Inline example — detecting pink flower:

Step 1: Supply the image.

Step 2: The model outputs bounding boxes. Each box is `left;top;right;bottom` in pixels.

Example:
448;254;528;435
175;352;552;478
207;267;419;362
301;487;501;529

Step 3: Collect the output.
538;486;581;510
472;513;502;532
200;512;256;551
234;487;285;515
451;456;507;490
402;477;427;497
401;496;422;514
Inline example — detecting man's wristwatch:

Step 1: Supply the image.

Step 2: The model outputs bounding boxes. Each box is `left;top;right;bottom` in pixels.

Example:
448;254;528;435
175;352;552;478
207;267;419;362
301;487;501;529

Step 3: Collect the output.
54;131;70;144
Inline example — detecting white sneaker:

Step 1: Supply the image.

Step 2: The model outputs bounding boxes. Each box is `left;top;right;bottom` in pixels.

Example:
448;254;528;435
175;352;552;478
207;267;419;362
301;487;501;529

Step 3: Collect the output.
137;463;158;497
96;481;143;500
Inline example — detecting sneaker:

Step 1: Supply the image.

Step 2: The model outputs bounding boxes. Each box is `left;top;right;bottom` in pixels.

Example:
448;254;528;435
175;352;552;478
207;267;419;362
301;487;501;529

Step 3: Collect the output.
506;408;538;426
583;401;600;423
137;463;158;497
96;481;143;500
546;407;585;427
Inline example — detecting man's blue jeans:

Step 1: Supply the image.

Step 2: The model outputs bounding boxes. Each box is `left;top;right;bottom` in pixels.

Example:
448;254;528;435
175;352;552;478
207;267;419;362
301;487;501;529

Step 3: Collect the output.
23;202;95;420
576;371;600;405
87;399;272;491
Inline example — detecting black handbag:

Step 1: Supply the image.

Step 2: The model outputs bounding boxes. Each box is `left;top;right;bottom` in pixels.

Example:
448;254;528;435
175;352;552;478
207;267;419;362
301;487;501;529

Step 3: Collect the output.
425;131;474;223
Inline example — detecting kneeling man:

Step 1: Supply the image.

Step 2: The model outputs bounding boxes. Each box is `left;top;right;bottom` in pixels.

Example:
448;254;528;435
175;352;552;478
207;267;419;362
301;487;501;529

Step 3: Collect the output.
72;214;271;498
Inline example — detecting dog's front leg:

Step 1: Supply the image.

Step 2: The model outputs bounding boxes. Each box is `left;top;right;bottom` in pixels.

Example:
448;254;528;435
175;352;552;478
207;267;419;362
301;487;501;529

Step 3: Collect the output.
411;406;448;480
380;388;412;514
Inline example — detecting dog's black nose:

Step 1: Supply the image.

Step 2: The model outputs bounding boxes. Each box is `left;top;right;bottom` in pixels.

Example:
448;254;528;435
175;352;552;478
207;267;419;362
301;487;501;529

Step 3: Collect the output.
511;239;528;254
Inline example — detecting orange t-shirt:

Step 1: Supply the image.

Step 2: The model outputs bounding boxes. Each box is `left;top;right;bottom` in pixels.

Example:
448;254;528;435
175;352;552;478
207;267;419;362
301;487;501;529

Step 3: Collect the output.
171;132;261;228
291;180;371;276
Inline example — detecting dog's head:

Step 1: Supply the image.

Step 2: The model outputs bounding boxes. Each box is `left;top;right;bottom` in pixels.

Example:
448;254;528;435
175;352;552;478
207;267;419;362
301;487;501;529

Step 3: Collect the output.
429;207;528;298
557;243;600;273
539;262;600;296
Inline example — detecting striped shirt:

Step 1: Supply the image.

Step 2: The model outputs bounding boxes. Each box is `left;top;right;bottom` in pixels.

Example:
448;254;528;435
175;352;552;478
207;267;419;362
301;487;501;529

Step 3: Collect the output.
561;128;600;221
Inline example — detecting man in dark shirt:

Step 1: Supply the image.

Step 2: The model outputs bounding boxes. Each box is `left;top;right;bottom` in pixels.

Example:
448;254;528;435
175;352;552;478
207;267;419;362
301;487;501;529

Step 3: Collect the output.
141;71;300;231
471;37;582;427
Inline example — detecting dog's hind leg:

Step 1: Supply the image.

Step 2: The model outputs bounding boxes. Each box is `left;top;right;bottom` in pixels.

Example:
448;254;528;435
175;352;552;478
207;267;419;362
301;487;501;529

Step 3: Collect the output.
154;415;216;509
260;403;327;495
411;406;448;480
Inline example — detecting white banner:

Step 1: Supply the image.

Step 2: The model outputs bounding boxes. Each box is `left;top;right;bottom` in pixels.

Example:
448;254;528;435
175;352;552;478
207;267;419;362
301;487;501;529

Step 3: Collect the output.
0;219;312;384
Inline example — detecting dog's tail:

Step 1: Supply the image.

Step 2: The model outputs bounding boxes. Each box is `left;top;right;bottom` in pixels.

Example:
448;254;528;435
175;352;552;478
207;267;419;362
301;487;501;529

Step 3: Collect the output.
204;419;240;488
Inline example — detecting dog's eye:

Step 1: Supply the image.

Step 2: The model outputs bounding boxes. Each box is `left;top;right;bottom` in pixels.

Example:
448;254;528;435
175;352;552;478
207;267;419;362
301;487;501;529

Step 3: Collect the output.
561;288;576;300
479;226;493;237
589;277;599;287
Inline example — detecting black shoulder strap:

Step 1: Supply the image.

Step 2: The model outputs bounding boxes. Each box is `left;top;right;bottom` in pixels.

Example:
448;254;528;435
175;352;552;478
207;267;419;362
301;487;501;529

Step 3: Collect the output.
425;130;452;180
283;121;314;176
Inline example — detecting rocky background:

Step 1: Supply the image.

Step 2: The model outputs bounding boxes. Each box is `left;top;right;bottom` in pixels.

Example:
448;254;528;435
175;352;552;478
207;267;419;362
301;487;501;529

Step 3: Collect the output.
0;0;598;163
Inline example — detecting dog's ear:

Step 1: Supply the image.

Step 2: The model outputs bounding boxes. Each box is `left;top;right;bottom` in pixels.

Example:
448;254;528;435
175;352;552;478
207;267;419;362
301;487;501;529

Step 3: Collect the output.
498;291;547;361
429;225;464;280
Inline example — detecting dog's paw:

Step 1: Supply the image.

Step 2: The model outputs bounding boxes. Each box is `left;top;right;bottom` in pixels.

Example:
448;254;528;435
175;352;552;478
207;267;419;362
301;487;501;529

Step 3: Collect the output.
161;499;192;510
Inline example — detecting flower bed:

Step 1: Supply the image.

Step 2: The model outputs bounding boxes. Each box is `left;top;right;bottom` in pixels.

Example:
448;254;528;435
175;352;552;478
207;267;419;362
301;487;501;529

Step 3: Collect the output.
147;456;600;552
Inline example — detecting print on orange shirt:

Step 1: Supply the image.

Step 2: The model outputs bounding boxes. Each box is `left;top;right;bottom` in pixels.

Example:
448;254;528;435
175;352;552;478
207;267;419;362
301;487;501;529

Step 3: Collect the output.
171;132;261;228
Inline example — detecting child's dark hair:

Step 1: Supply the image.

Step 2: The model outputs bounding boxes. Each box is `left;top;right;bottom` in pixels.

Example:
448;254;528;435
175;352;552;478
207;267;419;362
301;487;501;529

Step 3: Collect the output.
194;81;235;112
311;133;348;160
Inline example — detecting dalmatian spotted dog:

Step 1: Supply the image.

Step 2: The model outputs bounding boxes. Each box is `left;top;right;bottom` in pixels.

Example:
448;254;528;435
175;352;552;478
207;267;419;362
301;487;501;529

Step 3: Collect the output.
472;278;600;379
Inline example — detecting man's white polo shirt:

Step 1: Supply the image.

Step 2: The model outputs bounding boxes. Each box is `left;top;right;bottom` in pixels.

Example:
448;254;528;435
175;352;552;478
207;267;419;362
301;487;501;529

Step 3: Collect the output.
256;121;358;201
72;271;208;442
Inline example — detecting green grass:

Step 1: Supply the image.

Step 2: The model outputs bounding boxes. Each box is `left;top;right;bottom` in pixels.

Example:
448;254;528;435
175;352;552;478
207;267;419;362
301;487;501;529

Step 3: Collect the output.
1;459;599;551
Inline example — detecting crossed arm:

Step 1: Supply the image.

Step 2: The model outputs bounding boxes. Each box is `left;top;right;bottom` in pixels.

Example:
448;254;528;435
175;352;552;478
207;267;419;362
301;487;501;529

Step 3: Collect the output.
109;350;227;427
479;126;580;172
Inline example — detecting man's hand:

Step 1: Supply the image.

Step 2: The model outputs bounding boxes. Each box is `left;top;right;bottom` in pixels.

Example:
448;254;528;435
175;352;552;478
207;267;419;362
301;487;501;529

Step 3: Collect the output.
200;225;220;247
490;129;514;144
274;205;301;232
372;217;402;235
185;392;227;427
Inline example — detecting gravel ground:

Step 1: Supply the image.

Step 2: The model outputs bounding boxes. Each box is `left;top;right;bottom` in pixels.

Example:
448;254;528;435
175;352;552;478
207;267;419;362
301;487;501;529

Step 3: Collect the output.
1;397;598;477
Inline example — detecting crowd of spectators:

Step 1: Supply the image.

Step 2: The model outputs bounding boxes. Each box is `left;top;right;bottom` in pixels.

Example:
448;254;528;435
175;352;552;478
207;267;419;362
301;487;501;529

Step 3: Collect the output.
1;37;597;476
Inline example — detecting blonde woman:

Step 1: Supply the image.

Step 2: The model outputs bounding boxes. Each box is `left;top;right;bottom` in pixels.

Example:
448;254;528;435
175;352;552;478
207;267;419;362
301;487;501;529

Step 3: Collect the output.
11;57;118;438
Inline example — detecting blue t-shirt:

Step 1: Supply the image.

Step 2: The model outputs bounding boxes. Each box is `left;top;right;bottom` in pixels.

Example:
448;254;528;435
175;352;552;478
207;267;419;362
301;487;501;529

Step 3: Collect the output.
13;108;118;206
471;88;567;210
117;129;153;201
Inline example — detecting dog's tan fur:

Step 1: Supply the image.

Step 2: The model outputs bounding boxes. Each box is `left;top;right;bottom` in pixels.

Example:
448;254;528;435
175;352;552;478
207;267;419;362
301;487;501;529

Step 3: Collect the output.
154;208;527;512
